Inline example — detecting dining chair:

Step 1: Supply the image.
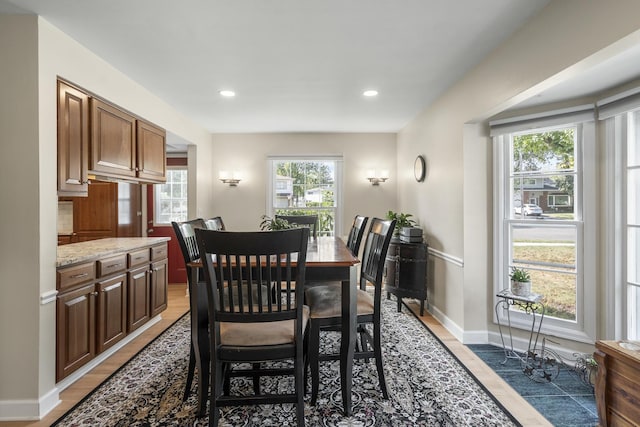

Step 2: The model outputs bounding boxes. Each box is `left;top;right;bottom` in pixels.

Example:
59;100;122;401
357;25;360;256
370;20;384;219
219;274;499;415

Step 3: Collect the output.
345;215;368;258
276;214;319;239
171;218;209;417
205;216;226;231
195;227;310;427
304;217;396;405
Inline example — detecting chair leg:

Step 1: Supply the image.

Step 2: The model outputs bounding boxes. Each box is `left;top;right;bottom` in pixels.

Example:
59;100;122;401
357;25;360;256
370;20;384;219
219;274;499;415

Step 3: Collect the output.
295;350;305;427
252;363;261;395
197;354;210;418
183;342;196;401
373;320;389;399
209;361;223;426
308;321;321;405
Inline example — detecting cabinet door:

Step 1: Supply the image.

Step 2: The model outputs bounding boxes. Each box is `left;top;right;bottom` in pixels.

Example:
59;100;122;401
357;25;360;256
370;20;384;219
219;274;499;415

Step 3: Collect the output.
96;274;127;353
136;120;166;182
90;99;137;179
73;182;118;241
57;81;89;196
150;259;168;316
56;284;96;381
127;266;150;332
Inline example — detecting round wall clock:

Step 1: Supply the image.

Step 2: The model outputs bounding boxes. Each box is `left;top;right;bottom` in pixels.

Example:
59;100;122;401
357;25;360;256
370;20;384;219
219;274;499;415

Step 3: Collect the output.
414;155;426;182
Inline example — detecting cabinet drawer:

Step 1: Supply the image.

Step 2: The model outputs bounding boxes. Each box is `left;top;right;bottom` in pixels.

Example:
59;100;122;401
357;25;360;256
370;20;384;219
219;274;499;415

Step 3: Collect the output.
97;254;127;277
151;244;167;261
128;248;150;268
57;262;96;291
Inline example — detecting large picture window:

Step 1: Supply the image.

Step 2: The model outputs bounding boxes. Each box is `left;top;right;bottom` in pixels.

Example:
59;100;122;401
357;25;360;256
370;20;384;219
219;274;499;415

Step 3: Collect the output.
268;157;342;237
492;107;596;343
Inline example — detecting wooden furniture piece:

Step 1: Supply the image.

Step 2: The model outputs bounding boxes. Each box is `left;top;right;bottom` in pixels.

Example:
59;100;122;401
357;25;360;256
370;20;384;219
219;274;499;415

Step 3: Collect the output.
594;340;640;426
56;79;166;197
305;218;396;405
57;80;90;196
345;215;368;257
276;214;319;239
56;238;168;381
195;227;310;427
205;216;226;231
384;240;428;315
171;218;209;417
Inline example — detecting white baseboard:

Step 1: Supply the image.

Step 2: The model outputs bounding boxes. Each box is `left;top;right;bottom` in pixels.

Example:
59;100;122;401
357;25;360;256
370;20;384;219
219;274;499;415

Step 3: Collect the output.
0;315;162;421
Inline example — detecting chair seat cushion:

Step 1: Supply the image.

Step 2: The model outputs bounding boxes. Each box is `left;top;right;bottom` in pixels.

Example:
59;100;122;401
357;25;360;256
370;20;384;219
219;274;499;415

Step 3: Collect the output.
305;284;374;319
220;305;310;346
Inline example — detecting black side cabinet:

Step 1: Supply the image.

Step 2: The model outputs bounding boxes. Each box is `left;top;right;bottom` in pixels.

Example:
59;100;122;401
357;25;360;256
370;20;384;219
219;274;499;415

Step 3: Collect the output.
383;240;428;315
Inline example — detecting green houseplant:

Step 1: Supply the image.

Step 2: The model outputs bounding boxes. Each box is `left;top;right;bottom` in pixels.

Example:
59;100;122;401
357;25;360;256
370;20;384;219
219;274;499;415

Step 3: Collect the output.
259;215;294;231
386;210;416;235
509;266;531;296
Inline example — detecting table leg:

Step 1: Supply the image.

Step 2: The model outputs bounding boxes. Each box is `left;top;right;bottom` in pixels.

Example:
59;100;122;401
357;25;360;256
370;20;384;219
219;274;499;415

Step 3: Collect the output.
340;265;357;416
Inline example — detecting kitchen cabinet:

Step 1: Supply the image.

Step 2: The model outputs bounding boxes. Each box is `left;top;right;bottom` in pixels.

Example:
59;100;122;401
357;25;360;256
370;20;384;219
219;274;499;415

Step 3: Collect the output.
89;99;166;183
72;182;118;242
57;81;90;197
56;240;168;381
90;98;137;179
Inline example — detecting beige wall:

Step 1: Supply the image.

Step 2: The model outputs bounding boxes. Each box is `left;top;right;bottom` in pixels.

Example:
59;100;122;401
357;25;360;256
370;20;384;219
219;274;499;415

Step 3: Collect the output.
0;15;214;419
397;0;640;349
208;133;397;233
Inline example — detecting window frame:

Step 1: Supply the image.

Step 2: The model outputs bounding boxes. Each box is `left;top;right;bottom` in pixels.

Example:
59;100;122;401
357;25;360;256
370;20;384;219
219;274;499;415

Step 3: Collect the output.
493;120;596;344
266;156;344;236
153;166;188;226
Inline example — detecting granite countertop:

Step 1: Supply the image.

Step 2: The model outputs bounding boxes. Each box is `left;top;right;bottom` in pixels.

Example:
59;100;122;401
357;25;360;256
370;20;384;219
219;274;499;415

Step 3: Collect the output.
57;237;171;268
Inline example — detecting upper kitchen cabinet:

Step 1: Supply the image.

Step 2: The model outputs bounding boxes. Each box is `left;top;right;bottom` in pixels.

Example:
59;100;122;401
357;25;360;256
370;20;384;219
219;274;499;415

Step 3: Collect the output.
57;81;90;196
136;120;166;183
57;79;167;195
90;98;137;180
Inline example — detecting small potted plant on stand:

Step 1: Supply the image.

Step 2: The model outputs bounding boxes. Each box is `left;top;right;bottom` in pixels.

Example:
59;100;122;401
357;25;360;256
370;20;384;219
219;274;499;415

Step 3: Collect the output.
386;211;417;238
509;266;531;296
259;215;294;231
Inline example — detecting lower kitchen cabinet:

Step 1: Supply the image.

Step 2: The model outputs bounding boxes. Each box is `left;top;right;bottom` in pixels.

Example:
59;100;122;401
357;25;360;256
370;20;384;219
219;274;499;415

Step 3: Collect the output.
128;266;151;332
56;283;96;381
96;273;127;353
56;239;168;381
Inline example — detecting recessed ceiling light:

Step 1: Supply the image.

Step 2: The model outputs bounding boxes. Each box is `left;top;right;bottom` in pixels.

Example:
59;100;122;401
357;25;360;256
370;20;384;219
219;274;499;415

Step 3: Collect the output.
219;90;236;97
363;90;378;97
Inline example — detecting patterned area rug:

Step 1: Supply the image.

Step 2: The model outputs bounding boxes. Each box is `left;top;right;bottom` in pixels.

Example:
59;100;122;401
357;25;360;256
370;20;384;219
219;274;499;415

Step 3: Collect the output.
53;297;520;426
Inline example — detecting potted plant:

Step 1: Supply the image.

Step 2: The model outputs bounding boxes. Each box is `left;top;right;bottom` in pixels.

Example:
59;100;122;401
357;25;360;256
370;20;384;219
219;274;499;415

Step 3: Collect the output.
259;215;294;231
386;210;417;236
509;266;531;296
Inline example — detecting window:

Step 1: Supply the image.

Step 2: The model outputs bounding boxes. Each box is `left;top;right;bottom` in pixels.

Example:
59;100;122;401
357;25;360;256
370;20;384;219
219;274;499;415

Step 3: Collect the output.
492;106;596;343
154;168;188;224
268;157;342;236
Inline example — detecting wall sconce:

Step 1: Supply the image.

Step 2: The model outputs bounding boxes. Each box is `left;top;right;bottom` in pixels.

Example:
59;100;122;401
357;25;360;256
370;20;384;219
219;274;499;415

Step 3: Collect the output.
219;171;242;186
366;169;389;186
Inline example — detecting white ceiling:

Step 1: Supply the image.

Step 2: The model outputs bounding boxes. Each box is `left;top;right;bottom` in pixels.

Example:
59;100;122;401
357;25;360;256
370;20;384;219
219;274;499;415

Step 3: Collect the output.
0;0;555;135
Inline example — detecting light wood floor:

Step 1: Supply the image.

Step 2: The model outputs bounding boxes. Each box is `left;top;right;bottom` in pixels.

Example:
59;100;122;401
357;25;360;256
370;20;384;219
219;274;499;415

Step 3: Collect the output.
1;285;550;426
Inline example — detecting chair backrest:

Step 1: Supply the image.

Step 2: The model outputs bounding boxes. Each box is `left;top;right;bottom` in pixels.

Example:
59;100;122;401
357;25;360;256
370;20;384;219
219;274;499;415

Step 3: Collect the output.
172;218;207;266
360;218;396;295
204;216;226;231
275;214;319;238
346;215;368;256
196;227;309;327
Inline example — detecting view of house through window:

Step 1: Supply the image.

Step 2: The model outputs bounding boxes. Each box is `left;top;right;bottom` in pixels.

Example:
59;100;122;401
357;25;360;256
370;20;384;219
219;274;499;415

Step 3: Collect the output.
270;158;340;236
507;127;580;323
154;168;188;224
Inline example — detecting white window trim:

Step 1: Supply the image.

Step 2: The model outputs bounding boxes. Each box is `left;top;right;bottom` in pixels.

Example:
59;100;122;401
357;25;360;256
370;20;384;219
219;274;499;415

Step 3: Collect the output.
266;156;344;236
153;165;188;226
492;120;596;345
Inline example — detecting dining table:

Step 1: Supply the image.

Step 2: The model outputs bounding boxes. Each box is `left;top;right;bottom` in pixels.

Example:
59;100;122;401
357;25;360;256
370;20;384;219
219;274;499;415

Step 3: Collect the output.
189;235;360;416
303;236;360;416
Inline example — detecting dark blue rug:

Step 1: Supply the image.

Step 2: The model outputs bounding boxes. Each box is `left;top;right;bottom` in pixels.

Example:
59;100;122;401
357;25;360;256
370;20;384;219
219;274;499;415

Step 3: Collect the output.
468;344;598;427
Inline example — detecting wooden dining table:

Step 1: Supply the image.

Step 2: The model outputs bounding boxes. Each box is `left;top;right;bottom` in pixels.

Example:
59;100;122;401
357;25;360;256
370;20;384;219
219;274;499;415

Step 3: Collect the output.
303;236;360;416
189;235;360;416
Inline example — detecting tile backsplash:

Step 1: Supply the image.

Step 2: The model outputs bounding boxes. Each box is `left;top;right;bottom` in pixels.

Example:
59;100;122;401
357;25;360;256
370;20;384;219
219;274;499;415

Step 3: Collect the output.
57;201;73;234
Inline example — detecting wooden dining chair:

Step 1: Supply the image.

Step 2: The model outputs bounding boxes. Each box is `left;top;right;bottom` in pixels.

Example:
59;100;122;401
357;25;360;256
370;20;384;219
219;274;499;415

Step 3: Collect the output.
171;218;209;417
276;214;319;239
345;215;368;258
304;217;396;405
205;216;226;231
195;227;310;427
